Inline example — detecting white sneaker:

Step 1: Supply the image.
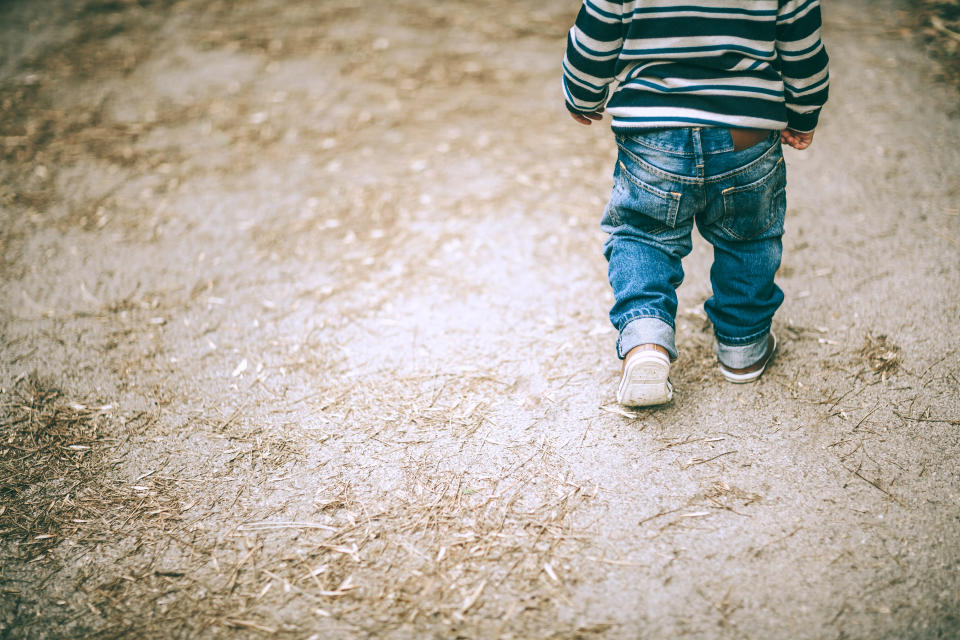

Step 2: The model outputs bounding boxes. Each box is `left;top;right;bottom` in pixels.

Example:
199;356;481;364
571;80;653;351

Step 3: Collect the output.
617;348;673;407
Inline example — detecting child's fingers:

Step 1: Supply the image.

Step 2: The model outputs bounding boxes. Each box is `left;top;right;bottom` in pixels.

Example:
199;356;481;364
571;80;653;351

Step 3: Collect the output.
780;129;814;150
568;110;603;125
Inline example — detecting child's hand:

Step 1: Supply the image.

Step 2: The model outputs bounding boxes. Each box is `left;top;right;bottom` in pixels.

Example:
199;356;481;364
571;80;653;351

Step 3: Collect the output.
569;110;603;125
781;128;815;150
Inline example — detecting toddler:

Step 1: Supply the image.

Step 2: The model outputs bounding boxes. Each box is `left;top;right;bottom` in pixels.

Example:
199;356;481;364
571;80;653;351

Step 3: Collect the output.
563;0;829;406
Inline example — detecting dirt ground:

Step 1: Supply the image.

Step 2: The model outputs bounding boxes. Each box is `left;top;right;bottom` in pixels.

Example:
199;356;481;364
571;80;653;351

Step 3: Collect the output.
1;0;959;638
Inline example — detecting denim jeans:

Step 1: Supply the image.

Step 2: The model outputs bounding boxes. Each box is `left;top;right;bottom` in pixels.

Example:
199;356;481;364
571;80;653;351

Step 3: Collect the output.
601;127;786;369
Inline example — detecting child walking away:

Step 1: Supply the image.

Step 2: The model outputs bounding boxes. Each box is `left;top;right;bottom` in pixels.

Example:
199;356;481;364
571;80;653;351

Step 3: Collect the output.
563;0;829;406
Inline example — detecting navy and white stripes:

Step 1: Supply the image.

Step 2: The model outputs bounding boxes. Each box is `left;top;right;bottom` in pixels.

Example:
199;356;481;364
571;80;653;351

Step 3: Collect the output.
563;0;829;132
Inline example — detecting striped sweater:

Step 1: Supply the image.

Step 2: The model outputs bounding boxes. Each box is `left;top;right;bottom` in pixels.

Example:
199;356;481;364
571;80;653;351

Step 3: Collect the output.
562;0;829;132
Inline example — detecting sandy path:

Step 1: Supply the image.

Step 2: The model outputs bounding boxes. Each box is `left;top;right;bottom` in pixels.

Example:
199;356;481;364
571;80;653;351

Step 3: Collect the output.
1;0;959;637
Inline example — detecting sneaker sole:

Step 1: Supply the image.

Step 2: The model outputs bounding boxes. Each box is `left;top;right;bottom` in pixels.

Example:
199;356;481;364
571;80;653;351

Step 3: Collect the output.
718;332;777;384
617;351;673;407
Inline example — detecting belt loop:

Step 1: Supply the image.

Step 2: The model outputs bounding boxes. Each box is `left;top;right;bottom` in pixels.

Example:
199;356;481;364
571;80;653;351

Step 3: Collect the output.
692;127;704;176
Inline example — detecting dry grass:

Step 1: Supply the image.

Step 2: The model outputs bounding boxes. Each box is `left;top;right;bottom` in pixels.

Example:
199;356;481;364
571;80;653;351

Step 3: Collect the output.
0;377;186;553
12;457;594;638
1;370;597;638
227;457;595;634
0;376;189;635
915;0;960;88
0;375;117;559
858;334;902;380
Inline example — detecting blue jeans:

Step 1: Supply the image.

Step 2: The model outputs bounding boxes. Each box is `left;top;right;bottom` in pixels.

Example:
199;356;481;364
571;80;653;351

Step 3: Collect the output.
601;127;786;369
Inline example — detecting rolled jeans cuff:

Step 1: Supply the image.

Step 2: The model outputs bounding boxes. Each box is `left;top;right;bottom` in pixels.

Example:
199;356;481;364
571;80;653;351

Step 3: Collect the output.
716;331;770;369
618;317;678;361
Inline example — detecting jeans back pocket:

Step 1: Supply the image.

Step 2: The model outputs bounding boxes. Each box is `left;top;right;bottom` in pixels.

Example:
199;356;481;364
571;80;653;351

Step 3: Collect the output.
603;158;682;236
719;156;786;241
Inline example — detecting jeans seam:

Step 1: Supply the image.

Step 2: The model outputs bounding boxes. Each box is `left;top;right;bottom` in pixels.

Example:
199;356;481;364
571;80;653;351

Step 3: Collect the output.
615;133;697;157
619;144;702;185
703;139;782;184
720;158;784;196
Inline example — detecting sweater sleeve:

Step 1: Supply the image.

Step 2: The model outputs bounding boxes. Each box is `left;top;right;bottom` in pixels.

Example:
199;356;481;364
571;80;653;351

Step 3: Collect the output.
562;0;624;114
776;0;830;132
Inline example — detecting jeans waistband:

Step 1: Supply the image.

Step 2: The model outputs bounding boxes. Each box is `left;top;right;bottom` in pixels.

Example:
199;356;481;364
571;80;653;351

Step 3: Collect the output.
615;127;776;156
